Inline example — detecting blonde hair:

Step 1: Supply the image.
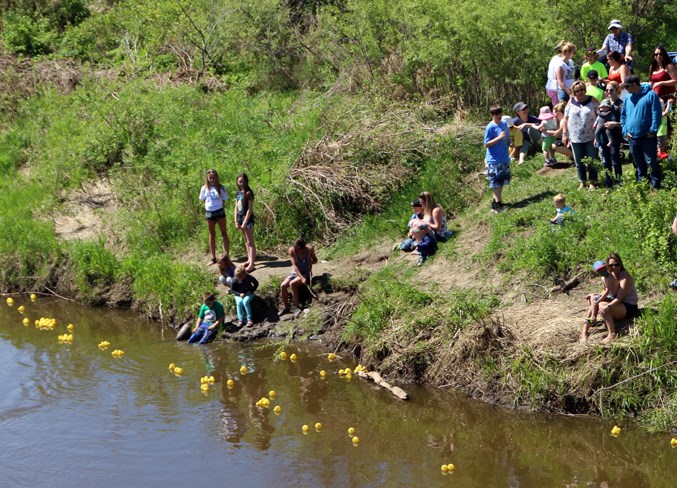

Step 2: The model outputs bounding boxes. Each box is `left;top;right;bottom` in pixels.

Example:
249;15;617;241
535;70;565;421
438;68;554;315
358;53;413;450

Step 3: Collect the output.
418;191;436;218
553;194;566;206
606;80;620;93
553;101;567;114
561;42;576;55
234;264;247;281
571;80;586;95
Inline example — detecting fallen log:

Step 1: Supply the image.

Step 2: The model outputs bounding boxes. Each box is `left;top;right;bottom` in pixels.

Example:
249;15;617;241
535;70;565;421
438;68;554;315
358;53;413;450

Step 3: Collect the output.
357;370;409;400
549;275;581;294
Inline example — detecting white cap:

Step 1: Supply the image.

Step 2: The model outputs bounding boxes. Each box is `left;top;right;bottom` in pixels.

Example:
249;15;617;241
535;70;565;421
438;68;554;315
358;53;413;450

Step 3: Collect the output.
501;115;514;128
608;19;623;30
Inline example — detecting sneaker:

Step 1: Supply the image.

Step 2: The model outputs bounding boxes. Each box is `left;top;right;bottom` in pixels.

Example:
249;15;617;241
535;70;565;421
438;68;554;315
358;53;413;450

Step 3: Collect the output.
293;307;304;318
670;279;677;290
491;200;499;213
279;306;291;316
417;256;426;266
495;202;506;213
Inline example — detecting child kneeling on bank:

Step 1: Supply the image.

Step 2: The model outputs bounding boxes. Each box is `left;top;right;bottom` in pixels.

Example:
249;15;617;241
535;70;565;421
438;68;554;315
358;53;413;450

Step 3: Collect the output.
230;265;259;327
188;292;226;344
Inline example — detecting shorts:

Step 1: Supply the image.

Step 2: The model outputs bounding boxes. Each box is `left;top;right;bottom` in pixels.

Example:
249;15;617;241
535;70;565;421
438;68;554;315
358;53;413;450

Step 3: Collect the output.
623;302;640;319
237;214;255;229
593;294;616;303
487;162;511;189
205;207;226;221
542;136;556;151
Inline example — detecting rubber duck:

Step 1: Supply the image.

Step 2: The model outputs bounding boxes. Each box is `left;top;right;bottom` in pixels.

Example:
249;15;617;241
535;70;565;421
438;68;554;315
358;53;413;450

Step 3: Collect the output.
345;372;352;381
208;376;214;383
290;353;298;362
611;425;622;437
671;438;676;448
22;317;30;326
315;422;323;431
319;370;327;379
173;367;184;376
111;349;125;358
66;324;75;332
6;297;14;306
240;365;248;375
168;363;176;372
351;436;360;445
273;405;281;415
279;351;288;360
344;368;352;375
269;390;276;399
328;353;336;362
446;464;455;473
441;465;449;473
200;384;210;392
302;424;310;433
338;369;345;376
17;305;26;314
30;294;37;301
98;341;111;350
226;379;235;388
348;427;356;436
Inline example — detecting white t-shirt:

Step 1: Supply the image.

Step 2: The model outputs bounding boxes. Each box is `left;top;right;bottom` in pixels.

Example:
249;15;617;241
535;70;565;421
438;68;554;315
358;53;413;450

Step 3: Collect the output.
546;56;575;91
199;185;228;211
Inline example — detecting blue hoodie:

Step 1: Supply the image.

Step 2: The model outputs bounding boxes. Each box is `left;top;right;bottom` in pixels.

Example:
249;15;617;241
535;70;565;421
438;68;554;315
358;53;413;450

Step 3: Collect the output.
621;83;662;138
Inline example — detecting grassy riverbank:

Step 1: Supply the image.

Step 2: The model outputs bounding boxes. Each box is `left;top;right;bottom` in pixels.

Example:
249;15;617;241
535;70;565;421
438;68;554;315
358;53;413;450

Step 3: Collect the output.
1;1;676;432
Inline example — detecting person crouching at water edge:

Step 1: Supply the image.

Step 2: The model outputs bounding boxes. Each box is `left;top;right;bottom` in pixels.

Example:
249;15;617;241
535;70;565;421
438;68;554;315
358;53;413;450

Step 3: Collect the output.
279;238;318;316
582;260;619;336
230;265;259;327
188;292;225;344
484;105;511;213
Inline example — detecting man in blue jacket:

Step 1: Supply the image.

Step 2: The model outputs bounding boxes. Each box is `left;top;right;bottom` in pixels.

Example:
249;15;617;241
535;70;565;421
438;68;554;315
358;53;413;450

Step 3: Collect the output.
621;75;663;189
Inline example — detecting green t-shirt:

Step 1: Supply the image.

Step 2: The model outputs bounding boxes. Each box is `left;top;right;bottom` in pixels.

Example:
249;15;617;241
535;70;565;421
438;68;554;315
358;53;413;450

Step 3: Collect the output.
198;301;225;325
581;61;608;80
586;85;604;102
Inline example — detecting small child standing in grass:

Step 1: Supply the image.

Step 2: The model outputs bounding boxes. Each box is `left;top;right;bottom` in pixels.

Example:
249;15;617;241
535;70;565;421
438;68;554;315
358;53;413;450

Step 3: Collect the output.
484;105;511;213
582;261;619;339
549;194;574;225
536;106;558;167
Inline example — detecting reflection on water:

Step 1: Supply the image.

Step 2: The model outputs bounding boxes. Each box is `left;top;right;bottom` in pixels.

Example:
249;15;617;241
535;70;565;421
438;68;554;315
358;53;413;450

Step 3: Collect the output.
0;297;675;488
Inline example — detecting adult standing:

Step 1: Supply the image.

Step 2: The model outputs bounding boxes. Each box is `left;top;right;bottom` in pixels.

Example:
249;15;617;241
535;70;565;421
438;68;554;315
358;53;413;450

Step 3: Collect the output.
545;42;576;104
595;253;639;343
512;102;543;165
620;75;663;189
562;81;600;190
602;19;634;69
599;81;624;187
649;44;677;101
234;173;256;272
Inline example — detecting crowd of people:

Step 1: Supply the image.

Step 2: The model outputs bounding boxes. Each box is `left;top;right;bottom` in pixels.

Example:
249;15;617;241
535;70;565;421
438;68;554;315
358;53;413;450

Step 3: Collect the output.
191;20;675;344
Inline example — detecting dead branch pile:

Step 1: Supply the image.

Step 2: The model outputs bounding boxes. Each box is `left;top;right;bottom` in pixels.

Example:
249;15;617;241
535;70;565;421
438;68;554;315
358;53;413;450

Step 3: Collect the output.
286;102;440;234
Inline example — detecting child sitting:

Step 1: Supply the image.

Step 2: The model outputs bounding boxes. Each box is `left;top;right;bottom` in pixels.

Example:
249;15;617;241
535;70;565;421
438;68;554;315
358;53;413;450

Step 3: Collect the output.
217;254;236;287
411;222;437;266
230;265;259;327
536;106;558;167
398;199;424;251
550;194;574;225
188;292;226;344
582;261;619;340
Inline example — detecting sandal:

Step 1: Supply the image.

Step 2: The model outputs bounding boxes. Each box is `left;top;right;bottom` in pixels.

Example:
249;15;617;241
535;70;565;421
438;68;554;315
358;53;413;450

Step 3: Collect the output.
237;320;245;328
246;320;254;327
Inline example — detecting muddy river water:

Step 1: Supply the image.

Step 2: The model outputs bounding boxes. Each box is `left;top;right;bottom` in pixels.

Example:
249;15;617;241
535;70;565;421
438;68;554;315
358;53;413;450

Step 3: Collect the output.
1;297;674;487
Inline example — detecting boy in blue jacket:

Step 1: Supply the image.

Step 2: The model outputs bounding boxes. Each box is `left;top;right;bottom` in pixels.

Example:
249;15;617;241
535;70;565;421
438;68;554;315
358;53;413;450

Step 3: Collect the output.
620;75;663;188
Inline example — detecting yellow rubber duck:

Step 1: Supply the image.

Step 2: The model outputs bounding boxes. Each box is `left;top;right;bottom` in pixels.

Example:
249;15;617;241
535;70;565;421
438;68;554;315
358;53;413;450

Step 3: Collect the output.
22;317;30;326
351;436;360;445
279;351;288;360
441;465;449;473
338;369;345;376
447;464;455;473
328;353;336;362
208;376;214;383
168;363;176;372
66;324;75;332
226;379;235;388
17;305;26;314
302;424;310;433
269;390;277;399
239;365;248;375
30;294;37;301
671;438;677;448
290;353;298;362
348;427;356;436
99;341;111;350
611;425;622;437
173;367;184;376
315;422;323;431
200;384;210;392
319;370;327;379
273;405;281;415
6;297;14;306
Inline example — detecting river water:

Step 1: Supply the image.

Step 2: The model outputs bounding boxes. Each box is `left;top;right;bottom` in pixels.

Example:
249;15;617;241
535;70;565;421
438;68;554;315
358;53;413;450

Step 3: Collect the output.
1;297;674;487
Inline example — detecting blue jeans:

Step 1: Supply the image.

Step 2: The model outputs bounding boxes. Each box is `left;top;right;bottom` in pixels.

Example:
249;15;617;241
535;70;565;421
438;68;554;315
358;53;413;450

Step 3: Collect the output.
188;323;218;344
234;294;254;323
571;141;599;183
628;135;661;189
599;137;622;187
400;237;416;251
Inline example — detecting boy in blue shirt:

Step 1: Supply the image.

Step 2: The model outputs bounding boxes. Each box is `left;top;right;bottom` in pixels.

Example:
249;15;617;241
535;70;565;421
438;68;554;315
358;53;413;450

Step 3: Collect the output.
484;105;511;213
188;292;226;344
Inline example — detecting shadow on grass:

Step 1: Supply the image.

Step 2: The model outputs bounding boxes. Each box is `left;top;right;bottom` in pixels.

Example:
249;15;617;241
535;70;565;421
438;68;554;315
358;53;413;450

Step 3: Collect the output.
508;190;557;210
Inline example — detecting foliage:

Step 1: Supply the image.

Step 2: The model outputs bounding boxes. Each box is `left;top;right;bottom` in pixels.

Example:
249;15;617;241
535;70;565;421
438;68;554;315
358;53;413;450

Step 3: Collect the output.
67;239;119;299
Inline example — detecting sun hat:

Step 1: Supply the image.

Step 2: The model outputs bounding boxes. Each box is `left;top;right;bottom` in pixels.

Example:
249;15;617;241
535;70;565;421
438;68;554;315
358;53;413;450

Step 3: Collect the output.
593;260;607;272
537;106;555;121
608;19;623;30
501;115;514;127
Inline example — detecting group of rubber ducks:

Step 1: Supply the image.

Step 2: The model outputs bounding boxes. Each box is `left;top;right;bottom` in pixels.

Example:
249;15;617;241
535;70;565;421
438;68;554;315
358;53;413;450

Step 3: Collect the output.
7;295;124;358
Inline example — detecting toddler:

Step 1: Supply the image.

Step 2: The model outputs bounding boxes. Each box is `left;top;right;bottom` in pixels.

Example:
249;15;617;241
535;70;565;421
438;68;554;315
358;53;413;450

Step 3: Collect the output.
536;106;558;167
550;194;574;225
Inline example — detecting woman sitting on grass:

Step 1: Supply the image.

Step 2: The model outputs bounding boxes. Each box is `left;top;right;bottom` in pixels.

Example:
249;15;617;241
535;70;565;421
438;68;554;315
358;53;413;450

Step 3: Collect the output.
230;265;259;327
581;260;619;340
419;191;452;242
582;253;638;343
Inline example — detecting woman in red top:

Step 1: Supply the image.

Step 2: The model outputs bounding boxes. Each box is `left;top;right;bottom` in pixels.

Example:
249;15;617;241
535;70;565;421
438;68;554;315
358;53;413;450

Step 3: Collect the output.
607;51;630;85
649;45;677;101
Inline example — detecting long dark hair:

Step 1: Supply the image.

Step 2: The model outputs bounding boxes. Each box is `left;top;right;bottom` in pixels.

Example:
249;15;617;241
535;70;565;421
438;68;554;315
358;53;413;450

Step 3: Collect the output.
608;51;625;65
650;44;674;74
606;252;625;272
237;172;253;195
